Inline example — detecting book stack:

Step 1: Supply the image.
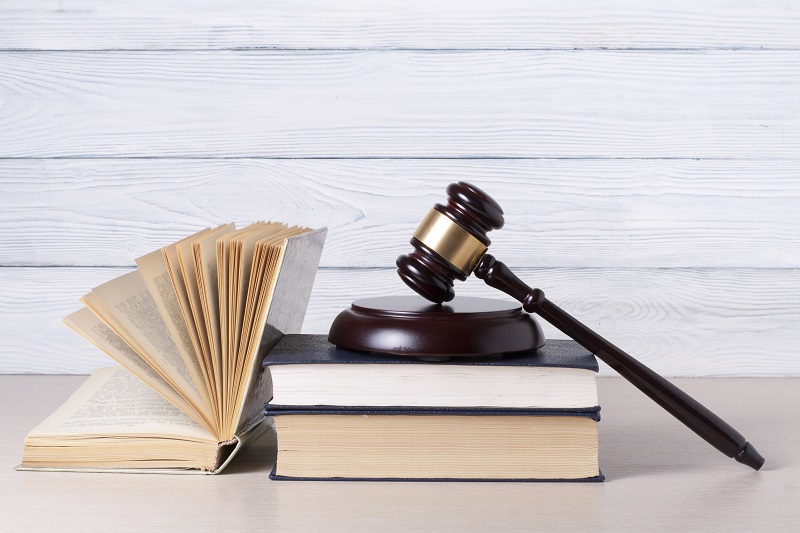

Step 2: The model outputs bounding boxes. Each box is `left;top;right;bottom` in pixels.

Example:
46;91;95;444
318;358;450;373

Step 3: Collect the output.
264;335;603;481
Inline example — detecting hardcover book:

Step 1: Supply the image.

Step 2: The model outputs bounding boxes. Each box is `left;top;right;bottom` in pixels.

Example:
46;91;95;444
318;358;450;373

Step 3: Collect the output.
267;408;602;482
19;223;326;474
264;334;599;410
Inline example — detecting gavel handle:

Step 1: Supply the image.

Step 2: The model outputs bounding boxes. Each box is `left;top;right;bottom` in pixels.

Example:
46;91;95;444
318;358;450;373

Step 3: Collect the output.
474;254;764;470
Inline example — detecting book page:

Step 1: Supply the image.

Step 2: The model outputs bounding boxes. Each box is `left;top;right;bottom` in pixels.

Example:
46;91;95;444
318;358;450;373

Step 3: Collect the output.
26;367;215;442
230;228;297;434
237;227;304;381
89;271;200;396
229;224;286;366
191;223;236;418
175;232;213;397
162;229;216;407
222;222;286;428
215;222;272;428
234;228;327;434
136;249;210;410
85;271;214;430
216;232;233;420
174;225;233;410
63;309;212;433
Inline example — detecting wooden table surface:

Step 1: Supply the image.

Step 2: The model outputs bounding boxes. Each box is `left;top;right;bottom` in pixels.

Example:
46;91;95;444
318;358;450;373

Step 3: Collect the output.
1;375;798;532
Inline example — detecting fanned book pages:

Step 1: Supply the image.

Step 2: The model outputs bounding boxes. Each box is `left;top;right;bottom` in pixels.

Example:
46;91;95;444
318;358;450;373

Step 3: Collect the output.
19;223;327;474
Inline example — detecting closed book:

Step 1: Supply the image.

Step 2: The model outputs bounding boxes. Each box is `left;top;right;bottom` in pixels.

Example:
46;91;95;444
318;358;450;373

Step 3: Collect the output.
266;407;602;481
263;335;599;411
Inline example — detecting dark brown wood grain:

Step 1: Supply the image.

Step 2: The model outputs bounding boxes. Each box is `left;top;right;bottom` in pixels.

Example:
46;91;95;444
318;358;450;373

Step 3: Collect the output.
328;295;544;357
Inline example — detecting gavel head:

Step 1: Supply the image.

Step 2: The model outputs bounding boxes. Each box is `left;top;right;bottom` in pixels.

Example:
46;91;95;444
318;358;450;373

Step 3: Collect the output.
396;182;504;303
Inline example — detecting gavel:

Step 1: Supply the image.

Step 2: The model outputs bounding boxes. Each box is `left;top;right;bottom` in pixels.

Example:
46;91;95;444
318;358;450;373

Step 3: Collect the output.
397;181;764;470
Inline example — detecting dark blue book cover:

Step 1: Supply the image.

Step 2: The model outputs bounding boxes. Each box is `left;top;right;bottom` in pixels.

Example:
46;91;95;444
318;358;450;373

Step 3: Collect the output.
264;334;599;371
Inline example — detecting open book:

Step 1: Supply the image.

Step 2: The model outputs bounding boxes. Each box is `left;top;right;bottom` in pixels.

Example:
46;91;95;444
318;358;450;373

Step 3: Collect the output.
19;223;326;474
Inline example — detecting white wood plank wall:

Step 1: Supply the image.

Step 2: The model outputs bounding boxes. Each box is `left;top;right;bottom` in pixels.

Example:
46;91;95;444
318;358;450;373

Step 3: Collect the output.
1;1;798;375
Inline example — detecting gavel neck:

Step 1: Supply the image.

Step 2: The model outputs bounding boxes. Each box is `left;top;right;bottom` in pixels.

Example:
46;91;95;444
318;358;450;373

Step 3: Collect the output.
474;254;544;313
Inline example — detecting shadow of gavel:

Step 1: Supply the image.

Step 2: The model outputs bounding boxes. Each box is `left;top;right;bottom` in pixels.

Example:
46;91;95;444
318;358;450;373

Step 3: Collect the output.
397;181;763;470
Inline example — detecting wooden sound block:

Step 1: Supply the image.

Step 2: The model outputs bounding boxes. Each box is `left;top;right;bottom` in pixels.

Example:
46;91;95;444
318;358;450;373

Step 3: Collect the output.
328;295;545;358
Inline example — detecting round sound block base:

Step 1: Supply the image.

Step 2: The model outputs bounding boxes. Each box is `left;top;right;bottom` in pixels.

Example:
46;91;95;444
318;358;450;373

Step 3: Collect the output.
328;295;545;358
